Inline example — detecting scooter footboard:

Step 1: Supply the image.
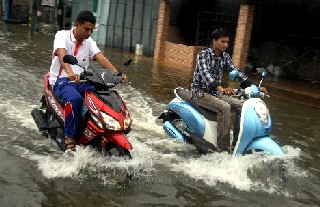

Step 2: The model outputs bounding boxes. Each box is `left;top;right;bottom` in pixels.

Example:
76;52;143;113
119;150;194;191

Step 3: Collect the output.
244;136;284;155
104;132;132;150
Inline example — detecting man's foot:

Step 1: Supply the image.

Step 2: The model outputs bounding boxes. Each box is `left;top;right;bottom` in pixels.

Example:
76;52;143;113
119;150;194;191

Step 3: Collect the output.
228;145;235;154
216;146;224;152
65;137;76;151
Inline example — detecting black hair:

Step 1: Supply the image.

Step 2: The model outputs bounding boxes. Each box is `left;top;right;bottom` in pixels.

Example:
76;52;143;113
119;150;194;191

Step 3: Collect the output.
210;28;229;40
76;10;96;24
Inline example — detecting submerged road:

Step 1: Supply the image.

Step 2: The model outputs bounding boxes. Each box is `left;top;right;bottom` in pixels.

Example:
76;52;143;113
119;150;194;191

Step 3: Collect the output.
0;23;320;207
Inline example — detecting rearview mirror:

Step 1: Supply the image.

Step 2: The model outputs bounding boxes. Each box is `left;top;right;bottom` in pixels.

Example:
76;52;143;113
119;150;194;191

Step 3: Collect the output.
63;55;78;65
124;58;132;67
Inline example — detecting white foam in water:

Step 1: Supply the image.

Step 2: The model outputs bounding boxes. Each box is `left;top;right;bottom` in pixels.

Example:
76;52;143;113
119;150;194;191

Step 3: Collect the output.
0;80;307;192
117;85;165;135
169;145;306;194
19;137;156;185
0;99;38;130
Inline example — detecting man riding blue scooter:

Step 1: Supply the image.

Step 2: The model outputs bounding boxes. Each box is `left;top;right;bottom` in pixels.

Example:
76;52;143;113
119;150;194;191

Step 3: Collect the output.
191;28;267;152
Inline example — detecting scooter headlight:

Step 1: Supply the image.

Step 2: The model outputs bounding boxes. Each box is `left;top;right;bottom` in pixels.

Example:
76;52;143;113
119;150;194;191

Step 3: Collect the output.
254;101;269;125
91;114;104;129
100;112;121;130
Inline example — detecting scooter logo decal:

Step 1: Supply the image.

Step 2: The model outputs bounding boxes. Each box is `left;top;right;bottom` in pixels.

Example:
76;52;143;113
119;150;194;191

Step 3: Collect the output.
88;97;99;115
101;72;106;80
83;127;95;140
48;96;63;120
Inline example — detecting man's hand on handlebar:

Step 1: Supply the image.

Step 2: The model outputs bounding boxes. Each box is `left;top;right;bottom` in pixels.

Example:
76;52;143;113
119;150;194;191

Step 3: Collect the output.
223;87;234;96
122;73;129;83
216;86;234;96
67;71;80;83
259;87;268;94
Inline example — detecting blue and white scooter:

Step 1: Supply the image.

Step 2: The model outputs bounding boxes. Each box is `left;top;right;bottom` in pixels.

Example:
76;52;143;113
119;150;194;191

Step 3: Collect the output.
158;71;284;155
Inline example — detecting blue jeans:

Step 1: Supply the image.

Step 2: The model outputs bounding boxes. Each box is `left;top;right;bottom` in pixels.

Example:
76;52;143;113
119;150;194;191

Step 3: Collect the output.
53;77;95;138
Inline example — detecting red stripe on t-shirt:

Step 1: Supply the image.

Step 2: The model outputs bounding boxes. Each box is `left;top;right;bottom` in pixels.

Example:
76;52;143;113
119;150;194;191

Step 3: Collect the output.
74;41;81;56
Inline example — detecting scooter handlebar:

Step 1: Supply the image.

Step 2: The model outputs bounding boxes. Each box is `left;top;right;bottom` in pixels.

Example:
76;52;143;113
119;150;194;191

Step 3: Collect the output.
229;88;269;99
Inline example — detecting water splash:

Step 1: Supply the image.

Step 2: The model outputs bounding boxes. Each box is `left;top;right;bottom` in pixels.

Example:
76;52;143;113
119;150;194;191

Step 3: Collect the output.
169;145;306;195
17;138;156;187
0;72;309;193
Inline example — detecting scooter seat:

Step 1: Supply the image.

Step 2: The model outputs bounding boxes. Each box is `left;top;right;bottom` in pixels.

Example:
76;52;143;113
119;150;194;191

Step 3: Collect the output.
49;85;66;109
53;93;66;109
175;88;217;121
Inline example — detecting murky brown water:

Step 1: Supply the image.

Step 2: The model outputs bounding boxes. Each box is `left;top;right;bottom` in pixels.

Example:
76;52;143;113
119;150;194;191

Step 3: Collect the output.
0;23;320;207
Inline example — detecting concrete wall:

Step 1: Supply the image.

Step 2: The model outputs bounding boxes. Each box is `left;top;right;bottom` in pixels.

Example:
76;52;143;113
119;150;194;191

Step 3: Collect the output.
70;0;94;27
93;0;111;45
105;0;159;56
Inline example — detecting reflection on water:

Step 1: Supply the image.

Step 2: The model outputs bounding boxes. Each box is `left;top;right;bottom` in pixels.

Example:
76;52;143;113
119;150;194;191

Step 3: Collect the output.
99;47;194;102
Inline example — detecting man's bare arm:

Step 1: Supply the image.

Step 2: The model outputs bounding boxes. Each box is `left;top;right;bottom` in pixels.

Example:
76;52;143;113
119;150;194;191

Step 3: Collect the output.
95;52;118;73
55;48;79;82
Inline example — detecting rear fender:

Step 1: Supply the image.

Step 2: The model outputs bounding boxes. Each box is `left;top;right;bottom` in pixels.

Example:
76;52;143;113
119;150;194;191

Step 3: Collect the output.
241;136;284;155
167;101;205;137
104;132;132;150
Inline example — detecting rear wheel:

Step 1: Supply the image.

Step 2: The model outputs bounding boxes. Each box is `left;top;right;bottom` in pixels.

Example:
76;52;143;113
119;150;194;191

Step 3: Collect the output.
165;113;194;144
171;118;186;132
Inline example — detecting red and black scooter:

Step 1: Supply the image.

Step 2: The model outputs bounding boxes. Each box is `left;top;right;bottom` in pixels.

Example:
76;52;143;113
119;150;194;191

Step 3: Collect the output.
31;55;133;158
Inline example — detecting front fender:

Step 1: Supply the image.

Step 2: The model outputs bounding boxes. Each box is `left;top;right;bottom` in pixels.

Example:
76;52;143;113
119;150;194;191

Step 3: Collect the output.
233;98;272;155
104;132;132;150
241;136;284;155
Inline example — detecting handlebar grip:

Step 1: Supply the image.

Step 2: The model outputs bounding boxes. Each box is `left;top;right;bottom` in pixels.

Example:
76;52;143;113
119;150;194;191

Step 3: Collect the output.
68;80;87;83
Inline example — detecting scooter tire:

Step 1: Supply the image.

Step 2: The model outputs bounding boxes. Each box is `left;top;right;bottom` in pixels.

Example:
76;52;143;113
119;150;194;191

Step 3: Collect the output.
104;142;132;159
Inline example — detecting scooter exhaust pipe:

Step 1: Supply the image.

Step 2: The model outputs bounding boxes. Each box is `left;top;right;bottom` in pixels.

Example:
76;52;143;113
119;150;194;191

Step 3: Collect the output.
31;108;50;130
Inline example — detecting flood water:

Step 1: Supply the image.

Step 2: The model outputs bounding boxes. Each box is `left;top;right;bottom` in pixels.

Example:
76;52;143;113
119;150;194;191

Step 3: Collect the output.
0;23;320;207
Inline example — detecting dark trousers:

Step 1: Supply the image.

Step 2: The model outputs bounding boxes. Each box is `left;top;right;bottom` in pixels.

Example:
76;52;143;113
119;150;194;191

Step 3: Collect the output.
192;90;242;149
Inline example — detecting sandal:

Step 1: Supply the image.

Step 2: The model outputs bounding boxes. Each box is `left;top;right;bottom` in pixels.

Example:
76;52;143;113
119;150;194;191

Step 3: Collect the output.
65;137;76;151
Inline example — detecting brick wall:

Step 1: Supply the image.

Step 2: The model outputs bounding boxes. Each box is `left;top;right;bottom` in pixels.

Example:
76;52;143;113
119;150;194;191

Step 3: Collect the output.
232;5;255;71
154;0;205;68
154;0;170;61
154;1;254;69
164;42;205;68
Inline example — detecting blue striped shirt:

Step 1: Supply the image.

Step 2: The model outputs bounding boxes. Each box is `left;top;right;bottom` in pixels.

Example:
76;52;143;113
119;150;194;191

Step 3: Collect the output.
191;47;251;95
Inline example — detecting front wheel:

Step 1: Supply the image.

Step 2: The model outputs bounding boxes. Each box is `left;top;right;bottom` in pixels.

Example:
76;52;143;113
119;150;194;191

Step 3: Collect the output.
243;137;284;155
103;142;132;159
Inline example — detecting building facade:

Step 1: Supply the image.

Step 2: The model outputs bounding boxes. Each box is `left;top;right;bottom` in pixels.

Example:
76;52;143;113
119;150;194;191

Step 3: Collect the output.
2;0;319;81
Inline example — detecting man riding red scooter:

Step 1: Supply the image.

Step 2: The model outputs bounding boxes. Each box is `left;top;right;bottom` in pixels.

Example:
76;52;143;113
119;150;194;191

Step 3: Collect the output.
49;10;128;151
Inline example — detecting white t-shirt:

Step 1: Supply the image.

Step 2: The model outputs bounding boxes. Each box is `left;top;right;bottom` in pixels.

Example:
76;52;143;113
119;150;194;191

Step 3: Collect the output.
49;27;101;86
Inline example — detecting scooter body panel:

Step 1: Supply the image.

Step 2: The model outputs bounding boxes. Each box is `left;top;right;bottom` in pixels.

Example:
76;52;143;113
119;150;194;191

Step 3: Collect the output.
33;70;133;155
163;120;185;141
103;132;132;150
167;100;205;138
233;98;272;155
161;88;283;156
